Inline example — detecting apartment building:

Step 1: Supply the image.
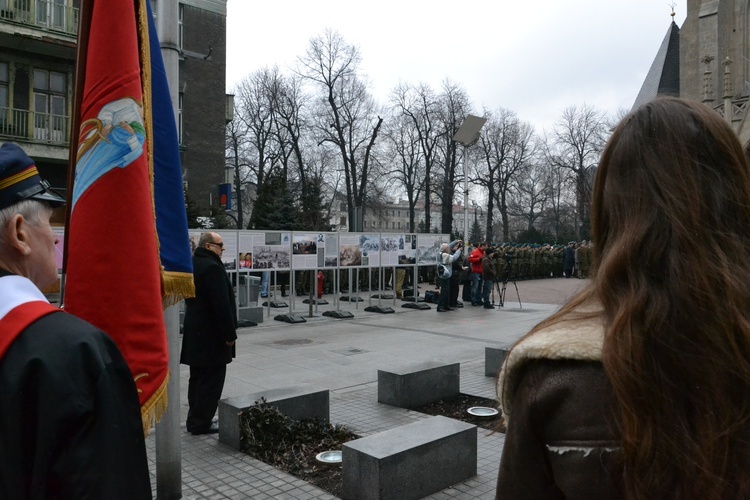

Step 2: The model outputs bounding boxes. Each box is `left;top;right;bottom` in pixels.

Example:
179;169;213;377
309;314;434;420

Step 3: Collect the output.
0;0;229;217
0;0;77;198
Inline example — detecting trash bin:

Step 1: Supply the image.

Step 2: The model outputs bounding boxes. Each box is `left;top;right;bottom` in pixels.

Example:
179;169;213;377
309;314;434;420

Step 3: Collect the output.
238;274;260;306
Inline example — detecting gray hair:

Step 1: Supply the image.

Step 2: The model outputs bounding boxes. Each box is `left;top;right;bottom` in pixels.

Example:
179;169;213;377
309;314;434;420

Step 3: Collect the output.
0;200;50;248
440;243;449;252
198;232;216;247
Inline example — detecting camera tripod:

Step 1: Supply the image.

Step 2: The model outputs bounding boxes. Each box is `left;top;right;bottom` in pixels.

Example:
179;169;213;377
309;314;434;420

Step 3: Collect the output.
493;261;522;308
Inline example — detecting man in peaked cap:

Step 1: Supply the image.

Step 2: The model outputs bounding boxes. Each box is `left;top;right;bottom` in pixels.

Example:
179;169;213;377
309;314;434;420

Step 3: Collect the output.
0;143;152;499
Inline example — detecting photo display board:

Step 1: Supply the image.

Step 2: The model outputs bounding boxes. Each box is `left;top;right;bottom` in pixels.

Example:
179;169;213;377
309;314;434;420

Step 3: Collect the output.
292;232;325;270
380;233;417;267
339;233;380;268
169;230;446;273
251;232;291;271
416;234;447;266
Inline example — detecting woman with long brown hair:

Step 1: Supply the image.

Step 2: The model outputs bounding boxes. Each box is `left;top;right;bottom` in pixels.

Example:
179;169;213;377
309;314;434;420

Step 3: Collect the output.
496;97;750;499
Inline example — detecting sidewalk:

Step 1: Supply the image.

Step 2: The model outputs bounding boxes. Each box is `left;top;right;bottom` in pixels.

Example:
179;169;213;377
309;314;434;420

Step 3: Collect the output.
146;278;588;499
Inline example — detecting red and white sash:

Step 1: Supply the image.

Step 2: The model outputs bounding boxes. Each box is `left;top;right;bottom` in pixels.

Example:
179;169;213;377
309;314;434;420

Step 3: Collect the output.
0;276;59;359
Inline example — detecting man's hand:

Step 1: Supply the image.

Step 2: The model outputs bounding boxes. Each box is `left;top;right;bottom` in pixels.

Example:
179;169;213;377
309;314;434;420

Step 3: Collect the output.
226;341;235;346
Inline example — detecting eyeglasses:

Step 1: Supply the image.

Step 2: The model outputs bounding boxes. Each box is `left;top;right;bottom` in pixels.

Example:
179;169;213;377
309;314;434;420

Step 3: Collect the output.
207;241;224;249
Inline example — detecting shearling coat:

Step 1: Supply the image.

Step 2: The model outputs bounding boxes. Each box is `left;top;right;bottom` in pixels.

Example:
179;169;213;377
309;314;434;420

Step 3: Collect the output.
181;247;237;367
496;314;621;499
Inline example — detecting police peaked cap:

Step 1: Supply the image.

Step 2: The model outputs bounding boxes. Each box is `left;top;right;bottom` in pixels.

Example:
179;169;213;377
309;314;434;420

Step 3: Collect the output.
0;143;66;211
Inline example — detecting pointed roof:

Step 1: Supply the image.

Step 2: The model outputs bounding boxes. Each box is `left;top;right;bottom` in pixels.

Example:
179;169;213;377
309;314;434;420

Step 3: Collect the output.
632;21;680;109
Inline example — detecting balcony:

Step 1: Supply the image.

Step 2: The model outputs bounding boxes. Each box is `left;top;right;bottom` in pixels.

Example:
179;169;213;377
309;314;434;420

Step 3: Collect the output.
0;106;69;145
0;0;78;36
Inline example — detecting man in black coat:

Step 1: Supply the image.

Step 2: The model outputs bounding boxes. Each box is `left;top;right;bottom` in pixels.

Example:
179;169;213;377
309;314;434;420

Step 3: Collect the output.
563;241;576;278
181;231;237;435
0;142;152;498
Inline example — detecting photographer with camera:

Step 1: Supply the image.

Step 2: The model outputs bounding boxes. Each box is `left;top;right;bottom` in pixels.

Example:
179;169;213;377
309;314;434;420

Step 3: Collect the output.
436;240;462;312
481;248;498;308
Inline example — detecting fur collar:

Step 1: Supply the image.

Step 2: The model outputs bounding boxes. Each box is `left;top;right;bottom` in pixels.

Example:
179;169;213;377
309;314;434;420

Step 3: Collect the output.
498;311;605;420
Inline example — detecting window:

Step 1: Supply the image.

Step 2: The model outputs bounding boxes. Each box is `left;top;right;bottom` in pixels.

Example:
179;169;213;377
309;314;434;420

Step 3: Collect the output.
36;0;69;30
398;210;401;217
178;4;183;50
0;61;7;107
33;68;67;143
397;221;401;229
340;203;346;211
0;62;8;131
363;220;367;228
340;216;347;226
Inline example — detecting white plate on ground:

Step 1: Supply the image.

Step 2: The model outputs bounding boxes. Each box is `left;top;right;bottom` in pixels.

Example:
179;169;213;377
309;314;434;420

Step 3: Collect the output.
315;450;343;464
467;406;499;417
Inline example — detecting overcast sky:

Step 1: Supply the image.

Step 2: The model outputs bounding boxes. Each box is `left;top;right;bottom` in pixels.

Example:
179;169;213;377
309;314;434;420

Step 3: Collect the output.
225;1;686;133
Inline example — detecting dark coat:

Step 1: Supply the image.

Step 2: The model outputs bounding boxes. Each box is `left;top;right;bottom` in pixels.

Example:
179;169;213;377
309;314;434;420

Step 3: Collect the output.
563;245;576;269
482;255;497;281
496;316;621;499
0;307;152;499
181;247;237;367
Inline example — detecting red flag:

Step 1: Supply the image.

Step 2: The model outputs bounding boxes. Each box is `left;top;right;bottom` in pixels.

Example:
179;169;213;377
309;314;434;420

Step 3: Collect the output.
64;0;167;434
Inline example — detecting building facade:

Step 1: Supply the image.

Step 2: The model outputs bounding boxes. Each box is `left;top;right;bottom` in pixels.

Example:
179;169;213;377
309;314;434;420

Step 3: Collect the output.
0;0;77;202
177;0;228;213
328;196;486;240
0;0;228;218
637;1;750;144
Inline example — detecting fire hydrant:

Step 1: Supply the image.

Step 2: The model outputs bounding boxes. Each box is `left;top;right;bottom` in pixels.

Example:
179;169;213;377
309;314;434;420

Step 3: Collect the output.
317;271;324;299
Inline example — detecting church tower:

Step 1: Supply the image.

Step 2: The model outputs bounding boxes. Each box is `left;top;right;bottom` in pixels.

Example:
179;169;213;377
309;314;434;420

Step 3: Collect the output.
637;1;750;144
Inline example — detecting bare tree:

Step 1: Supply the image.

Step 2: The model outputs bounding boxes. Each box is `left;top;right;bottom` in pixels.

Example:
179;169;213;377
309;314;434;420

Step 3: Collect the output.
474;108;534;241
298;29;383;231
390;82;443;233
435;80;471;236
233;68;284;225
225;106;254;228
507;153;551;234
546;104;606;240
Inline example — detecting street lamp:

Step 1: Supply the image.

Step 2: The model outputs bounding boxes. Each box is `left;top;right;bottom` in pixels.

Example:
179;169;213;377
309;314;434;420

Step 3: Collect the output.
471;200;484;243
452;115;487;243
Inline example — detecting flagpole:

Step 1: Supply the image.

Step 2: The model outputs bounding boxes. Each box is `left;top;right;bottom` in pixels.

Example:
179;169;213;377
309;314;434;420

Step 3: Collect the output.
61;0;94;304
154;0;183;497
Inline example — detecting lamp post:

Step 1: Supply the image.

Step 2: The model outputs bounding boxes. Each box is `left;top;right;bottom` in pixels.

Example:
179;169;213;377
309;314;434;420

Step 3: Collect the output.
452;115;487;243
471;200;482;241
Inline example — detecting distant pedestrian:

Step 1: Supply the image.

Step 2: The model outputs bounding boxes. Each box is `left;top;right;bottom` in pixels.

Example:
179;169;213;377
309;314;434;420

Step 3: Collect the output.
436;240;462;312
468;242;487;305
181;232;237;435
563;241;575;278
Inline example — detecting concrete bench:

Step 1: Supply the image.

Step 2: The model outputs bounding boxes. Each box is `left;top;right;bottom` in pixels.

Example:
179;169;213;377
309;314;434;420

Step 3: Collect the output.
239;305;263;324
342;415;477;500
377;361;460;409
485;346;509;377
218;385;329;450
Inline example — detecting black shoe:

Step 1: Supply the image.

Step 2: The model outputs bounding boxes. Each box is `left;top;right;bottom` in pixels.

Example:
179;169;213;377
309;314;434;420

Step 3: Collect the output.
484;305;495;309
447;307;455;311
436;308;448;312
191;422;219;435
